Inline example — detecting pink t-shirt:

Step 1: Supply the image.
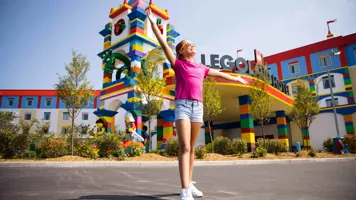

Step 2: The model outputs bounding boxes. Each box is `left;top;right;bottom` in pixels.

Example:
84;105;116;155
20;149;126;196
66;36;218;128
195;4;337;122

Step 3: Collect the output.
173;58;210;102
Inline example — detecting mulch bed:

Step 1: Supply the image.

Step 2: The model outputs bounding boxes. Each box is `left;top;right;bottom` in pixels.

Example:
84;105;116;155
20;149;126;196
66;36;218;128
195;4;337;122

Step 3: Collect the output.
1;152;355;162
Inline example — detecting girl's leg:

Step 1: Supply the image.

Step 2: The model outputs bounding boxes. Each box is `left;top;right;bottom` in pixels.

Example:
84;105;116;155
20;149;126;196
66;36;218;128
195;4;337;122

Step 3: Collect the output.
189;122;202;182
176;119;191;189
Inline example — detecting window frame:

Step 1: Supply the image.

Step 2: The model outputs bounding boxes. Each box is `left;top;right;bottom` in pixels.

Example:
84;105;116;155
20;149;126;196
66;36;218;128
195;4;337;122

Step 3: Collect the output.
8;98;14;106
46;99;52;106
322;75;335;89
288;62;300;74
44;112;51;120
63;112;70;120
319;55;332;67
26;98;34;106
82;113;89;121
326;98;339;107
24;113;32;120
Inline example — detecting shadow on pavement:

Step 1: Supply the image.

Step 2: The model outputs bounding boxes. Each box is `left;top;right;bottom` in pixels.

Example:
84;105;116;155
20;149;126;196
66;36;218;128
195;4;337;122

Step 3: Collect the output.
66;193;180;200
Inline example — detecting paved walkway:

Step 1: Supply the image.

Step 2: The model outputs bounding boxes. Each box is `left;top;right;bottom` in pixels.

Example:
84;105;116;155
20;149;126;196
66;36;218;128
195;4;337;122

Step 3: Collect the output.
1;162;356;199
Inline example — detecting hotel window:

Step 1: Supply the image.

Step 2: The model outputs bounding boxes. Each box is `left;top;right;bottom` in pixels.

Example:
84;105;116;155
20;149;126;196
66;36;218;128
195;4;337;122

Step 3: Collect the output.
44;112;51;120
46;98;52;106
319;55;332;67
291;85;299;95
63;112;70;120
288;63;299;74
61;127;68;135
326;98;339;107
322;75;335;89
26;98;34;106
82;113;89;120
81;125;88;134
24;113;32;120
8;98;14;106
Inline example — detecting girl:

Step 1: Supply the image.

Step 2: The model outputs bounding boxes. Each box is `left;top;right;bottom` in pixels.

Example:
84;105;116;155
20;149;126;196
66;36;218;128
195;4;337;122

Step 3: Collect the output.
146;8;247;200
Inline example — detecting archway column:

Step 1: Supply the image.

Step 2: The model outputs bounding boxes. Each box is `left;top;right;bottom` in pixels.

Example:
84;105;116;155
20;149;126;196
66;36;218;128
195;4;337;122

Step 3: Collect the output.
239;95;255;152
276;110;289;149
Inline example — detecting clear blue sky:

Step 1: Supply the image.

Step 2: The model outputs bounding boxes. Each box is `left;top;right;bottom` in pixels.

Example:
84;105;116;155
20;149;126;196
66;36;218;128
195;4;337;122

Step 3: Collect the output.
0;0;355;90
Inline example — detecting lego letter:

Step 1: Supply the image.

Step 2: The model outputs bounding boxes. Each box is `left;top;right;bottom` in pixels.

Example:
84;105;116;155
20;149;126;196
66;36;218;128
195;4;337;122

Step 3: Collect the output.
235;57;248;74
220;55;234;69
201;54;209;67
210;54;220;69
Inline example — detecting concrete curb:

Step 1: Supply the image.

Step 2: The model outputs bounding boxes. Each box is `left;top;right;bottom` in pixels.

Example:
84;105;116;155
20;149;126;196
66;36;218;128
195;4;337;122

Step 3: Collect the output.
1;157;355;168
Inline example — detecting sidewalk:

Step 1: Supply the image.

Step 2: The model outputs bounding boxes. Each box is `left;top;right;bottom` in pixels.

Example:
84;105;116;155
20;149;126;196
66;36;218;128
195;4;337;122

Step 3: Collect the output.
1;157;355;168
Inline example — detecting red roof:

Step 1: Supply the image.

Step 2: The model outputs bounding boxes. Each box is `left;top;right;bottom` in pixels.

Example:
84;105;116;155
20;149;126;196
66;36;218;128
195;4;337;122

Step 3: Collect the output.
0;90;101;96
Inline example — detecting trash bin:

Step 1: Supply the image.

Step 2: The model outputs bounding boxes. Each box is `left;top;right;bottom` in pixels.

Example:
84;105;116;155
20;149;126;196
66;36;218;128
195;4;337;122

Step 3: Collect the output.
296;142;301;152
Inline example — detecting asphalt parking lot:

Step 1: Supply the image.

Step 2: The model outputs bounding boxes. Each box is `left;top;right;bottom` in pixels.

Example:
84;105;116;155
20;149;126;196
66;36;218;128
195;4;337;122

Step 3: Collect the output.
1;162;356;200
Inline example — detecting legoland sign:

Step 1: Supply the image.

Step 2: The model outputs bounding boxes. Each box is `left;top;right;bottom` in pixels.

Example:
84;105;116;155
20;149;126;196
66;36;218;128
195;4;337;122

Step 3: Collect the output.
201;50;290;95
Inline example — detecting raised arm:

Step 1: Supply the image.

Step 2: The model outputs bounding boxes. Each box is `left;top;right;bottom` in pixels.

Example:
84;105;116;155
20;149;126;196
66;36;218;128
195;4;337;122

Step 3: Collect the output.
146;8;176;66
207;68;248;84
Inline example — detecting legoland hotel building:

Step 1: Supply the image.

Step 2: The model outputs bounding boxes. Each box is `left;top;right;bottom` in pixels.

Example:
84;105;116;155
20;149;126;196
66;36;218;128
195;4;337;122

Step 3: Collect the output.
1;0;356;152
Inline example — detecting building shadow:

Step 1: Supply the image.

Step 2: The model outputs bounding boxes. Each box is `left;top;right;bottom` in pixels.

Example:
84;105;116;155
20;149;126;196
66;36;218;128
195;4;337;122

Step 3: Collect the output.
66;193;180;200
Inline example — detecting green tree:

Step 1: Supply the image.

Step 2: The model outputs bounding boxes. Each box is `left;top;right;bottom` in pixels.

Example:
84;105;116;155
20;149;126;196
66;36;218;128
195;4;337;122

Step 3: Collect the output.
134;59;165;152
203;76;224;153
288;82;320;148
249;65;273;144
0;111;37;158
54;49;94;155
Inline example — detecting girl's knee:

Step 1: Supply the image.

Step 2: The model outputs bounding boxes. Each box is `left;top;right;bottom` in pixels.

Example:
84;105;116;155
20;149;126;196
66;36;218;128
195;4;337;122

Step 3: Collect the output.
180;143;191;154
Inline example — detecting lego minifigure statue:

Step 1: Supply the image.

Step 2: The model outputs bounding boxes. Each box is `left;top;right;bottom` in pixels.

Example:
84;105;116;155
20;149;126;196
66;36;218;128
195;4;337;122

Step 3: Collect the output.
88;119;106;136
123;112;144;148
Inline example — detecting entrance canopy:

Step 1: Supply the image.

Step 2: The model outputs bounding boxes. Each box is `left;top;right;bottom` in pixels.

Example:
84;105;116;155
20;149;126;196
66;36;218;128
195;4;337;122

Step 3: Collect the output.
212;74;293;122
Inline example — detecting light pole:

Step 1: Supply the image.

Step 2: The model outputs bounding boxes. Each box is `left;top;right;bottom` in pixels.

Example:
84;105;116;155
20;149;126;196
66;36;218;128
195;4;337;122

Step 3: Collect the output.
325;51;341;137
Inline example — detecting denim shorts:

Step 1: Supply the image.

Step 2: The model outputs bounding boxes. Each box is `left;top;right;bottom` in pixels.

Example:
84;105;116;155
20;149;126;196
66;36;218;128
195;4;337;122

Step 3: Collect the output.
174;99;203;123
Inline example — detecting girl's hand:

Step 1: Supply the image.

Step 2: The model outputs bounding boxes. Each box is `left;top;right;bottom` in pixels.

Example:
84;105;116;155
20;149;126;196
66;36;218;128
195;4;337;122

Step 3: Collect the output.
235;76;248;84
146;8;154;23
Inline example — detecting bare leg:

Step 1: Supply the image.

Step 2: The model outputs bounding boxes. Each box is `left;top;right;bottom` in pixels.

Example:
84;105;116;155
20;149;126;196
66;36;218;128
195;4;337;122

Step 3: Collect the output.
189;122;202;183
176;119;191;189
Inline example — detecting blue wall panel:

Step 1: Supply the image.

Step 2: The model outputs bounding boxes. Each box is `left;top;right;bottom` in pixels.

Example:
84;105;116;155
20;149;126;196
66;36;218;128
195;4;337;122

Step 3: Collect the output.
345;44;356;66
40;96;57;109
281;56;308;79
21;96;38;109
310;48;341;73
266;63;279;79
1;96;19;109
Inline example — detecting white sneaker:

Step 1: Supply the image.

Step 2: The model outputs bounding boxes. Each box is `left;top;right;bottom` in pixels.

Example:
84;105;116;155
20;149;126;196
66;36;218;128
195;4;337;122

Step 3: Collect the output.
189;181;203;198
180;188;194;200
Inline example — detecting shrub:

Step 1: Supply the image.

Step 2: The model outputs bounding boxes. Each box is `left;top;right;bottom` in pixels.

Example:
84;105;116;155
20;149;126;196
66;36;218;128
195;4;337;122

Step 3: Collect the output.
21;151;37;159
75;139;99;159
296;152;301;157
166;138;180;156
322;137;333;153
36;137;68;158
126;143;143;157
205;143;212;153
213;136;231;155
308;148;317;157
257;138;287;155
0;112;35;158
230;138;247;155
112;148;127;160
95;133;122;158
256;146;267;157
343;134;356;153
250;146;267;158
194;146;206;159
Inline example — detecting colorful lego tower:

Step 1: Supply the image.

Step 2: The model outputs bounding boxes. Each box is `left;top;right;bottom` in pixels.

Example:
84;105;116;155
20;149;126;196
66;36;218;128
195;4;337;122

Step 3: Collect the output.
94;0;180;150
